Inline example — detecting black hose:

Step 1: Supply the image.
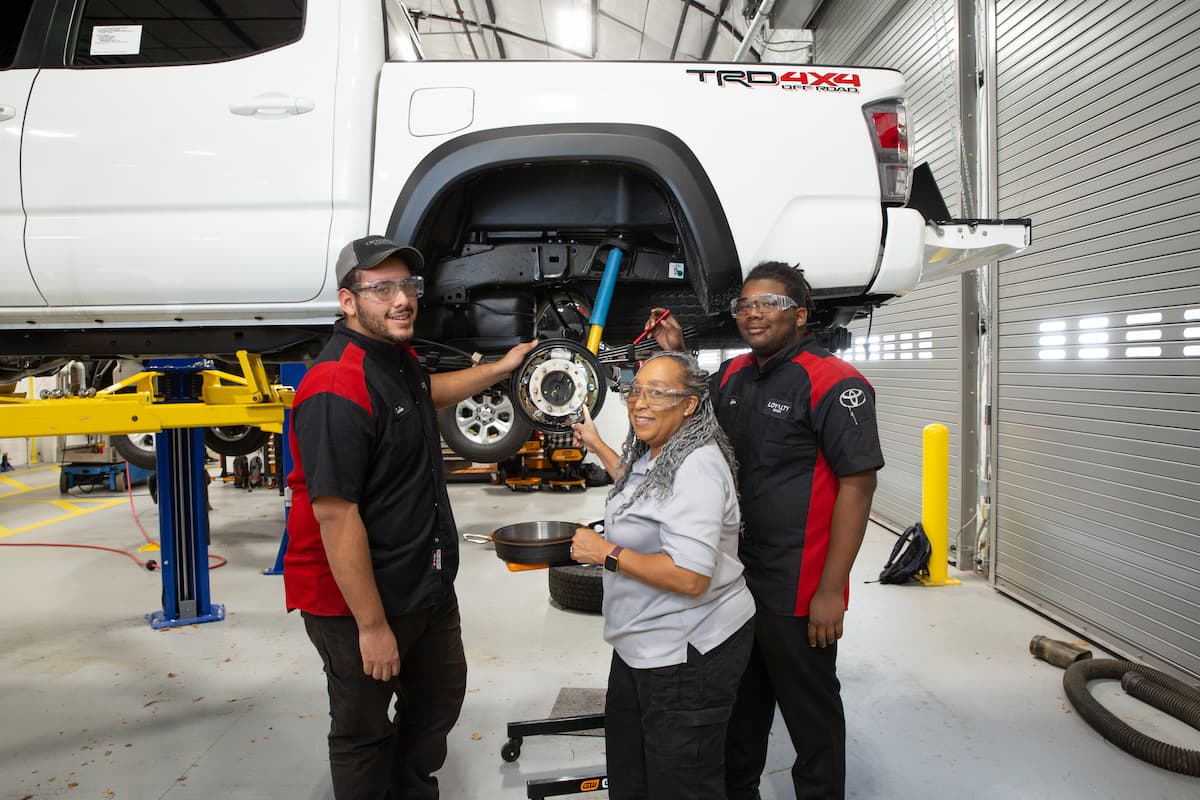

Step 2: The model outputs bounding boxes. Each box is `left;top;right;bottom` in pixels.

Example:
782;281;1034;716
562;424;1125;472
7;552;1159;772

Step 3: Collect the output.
1062;658;1200;776
1121;672;1200;731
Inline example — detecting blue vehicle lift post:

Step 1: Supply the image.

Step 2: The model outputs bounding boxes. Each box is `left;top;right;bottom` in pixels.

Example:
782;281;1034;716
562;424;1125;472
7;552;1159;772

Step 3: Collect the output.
144;359;225;629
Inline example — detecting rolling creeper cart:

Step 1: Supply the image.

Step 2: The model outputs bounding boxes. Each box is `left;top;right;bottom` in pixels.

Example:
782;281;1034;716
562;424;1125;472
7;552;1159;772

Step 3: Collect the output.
502;711;608;798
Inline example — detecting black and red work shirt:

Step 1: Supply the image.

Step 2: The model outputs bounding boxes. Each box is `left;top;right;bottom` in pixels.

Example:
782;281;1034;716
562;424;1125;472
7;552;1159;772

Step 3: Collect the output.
283;323;457;617
711;335;884;617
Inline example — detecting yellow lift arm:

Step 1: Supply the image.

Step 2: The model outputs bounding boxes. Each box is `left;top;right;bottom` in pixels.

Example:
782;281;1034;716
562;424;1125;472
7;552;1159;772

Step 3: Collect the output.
0;351;295;439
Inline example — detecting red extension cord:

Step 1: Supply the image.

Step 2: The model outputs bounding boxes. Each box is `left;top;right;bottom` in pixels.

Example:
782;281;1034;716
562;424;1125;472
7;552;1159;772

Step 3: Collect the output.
0;462;227;570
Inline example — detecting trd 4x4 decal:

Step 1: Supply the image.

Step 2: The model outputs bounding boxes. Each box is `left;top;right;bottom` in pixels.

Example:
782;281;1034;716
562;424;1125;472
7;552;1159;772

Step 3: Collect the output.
686;69;861;93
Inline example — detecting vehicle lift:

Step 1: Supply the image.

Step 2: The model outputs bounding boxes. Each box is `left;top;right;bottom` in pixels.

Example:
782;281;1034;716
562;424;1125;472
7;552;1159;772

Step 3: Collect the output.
0;352;293;629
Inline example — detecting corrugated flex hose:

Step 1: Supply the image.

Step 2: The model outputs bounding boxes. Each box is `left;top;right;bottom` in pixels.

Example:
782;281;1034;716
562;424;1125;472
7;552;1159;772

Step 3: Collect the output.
1061;657;1200;776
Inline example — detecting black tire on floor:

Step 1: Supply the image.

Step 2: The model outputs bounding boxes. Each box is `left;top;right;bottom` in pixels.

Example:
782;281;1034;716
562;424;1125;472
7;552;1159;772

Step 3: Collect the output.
59;470;69;494
548;564;604;613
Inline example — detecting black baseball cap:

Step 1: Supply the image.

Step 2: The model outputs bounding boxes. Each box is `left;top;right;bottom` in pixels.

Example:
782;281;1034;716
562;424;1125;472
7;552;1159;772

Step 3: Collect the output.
335;236;424;286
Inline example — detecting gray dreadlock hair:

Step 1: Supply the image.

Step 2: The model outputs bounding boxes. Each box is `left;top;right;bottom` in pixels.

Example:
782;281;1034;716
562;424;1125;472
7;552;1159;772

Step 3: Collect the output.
609;351;738;515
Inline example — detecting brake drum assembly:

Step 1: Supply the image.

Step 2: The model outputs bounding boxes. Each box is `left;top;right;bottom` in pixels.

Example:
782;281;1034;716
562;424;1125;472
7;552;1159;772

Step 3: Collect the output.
510;339;607;435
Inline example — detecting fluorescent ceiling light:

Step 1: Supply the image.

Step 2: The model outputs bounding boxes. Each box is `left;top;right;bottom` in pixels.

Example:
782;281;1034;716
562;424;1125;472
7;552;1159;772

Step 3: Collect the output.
555;7;592;51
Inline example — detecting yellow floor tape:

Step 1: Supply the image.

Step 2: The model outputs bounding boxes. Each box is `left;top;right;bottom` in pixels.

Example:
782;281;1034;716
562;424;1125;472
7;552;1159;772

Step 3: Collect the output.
0;466;129;539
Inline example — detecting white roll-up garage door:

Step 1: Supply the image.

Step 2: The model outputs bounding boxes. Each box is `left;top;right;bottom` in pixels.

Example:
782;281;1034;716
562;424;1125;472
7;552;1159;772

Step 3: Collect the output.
993;0;1200;679
818;0;966;543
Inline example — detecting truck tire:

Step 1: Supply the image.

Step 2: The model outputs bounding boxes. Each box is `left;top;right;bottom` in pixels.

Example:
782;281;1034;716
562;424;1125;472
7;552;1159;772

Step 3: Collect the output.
113;433;158;471
548;564;604;613
438;384;531;463
204;426;269;457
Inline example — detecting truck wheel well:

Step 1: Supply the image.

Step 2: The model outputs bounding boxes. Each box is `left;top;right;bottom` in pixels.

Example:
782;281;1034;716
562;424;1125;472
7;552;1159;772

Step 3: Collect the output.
387;123;741;316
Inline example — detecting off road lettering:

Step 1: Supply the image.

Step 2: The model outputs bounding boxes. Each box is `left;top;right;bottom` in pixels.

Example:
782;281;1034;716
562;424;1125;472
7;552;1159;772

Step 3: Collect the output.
781;71;861;90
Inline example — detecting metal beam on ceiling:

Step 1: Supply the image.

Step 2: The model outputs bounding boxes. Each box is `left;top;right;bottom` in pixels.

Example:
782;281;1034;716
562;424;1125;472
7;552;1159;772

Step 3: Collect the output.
451;0;481;58
482;0;507;57
700;0;731;59
668;1;689;59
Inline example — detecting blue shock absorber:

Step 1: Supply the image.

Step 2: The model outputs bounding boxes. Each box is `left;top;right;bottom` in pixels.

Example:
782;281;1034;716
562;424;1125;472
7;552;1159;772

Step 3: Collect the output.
585;247;624;354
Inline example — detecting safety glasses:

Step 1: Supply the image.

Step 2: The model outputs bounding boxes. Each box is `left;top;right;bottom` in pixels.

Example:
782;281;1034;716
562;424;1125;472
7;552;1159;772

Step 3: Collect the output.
350;276;425;303
729;293;798;318
619;383;693;410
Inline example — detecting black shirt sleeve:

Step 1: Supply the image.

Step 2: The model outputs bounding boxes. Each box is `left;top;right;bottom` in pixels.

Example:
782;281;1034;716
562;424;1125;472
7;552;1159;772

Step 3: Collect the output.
294;390;374;503
812;377;885;477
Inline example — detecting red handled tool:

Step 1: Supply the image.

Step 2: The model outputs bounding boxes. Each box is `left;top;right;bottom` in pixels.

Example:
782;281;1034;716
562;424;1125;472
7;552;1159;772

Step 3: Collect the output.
631;309;672;347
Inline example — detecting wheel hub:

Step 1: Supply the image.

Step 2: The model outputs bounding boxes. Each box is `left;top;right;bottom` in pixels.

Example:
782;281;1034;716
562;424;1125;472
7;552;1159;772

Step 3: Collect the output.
511;339;607;434
474;403;497;425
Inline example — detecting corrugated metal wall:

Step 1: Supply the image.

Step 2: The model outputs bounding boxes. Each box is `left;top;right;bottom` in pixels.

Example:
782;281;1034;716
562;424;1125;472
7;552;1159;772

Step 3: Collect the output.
845;277;962;535
993;0;1200;678
818;0;967;541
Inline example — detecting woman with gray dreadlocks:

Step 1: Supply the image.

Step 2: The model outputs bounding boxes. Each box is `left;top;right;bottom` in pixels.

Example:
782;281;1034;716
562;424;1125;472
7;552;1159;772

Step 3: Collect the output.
570;351;755;800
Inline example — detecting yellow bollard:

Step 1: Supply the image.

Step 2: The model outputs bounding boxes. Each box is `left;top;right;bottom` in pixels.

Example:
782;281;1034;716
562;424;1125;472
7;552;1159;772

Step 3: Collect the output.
917;422;959;586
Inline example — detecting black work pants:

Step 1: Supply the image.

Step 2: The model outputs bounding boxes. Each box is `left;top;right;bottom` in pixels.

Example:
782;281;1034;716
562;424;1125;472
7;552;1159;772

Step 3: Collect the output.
302;599;467;800
725;612;844;800
605;618;754;800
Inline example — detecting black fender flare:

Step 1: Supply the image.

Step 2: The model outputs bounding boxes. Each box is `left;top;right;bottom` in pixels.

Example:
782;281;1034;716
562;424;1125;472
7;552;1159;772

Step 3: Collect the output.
386;123;740;314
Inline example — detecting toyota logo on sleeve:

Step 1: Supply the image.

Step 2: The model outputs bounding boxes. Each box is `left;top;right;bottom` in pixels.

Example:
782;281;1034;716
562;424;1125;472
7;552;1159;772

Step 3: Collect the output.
839;388;866;424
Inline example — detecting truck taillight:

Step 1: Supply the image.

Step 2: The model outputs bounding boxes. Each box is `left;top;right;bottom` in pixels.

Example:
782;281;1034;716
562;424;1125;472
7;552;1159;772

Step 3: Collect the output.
863;99;910;204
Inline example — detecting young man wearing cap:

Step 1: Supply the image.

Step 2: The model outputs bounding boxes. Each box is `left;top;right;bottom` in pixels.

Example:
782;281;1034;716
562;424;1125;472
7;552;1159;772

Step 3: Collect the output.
284;236;537;799
647;261;883;800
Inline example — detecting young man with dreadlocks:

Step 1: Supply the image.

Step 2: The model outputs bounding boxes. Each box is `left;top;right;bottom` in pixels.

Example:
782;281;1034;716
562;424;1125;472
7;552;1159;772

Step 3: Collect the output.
570;351;756;800
648;262;884;800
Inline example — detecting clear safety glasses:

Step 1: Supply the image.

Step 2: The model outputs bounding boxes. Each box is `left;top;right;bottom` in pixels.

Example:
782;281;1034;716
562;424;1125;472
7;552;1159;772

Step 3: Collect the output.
350;276;425;303
729;293;798;318
619;383;693;410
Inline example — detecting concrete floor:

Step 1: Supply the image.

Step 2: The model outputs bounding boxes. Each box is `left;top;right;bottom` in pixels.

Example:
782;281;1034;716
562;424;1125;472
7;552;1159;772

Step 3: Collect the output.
0;463;1197;799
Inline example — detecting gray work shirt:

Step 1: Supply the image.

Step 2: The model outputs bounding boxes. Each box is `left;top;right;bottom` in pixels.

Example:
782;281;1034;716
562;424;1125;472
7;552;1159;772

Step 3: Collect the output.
602;442;756;669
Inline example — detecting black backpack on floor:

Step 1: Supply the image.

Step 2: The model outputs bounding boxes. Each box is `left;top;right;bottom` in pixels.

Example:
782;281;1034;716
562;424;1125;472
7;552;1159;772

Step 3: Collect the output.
878;522;932;584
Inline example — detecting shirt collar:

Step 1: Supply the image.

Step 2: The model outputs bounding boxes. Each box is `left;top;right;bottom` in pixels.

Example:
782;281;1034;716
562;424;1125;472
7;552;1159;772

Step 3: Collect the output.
335;319;418;364
754;333;815;376
629;450;654;475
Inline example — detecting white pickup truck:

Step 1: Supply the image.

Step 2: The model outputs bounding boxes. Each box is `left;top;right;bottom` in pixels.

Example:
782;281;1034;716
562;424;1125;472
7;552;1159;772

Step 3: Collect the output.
0;0;1028;462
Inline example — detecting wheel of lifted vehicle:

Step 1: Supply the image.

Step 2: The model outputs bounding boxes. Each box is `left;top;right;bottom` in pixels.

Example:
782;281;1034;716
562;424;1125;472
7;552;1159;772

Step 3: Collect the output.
204;425;270;457
437;383;531;464
548;564;604;614
112;432;158;471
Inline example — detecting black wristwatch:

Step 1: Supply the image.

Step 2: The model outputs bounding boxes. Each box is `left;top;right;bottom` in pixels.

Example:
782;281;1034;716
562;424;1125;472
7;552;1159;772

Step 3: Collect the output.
604;545;624;573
